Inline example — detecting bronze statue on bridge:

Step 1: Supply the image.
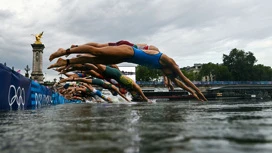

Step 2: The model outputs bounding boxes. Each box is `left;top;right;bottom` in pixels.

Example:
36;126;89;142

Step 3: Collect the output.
32;31;44;44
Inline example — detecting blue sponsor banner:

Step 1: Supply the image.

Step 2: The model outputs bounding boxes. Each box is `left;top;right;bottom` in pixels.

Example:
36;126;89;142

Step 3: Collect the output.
30;81;70;108
30;80;53;107
52;92;67;104
0;63;69;110
0;64;31;110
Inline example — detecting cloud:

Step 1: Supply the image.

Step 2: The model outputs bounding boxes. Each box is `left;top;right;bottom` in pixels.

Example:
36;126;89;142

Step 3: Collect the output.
1;0;272;81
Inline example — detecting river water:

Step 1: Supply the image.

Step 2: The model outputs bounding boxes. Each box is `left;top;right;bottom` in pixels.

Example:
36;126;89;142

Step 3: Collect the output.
1;99;272;153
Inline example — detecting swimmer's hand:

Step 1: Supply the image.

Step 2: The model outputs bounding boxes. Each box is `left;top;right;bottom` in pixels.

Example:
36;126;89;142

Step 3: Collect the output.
147;99;156;103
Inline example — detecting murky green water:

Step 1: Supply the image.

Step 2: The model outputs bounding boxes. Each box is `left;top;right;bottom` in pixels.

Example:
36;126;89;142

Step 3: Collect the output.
1;100;272;153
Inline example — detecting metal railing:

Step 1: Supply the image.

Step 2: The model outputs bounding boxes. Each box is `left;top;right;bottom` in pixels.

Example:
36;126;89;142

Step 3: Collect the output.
136;81;272;86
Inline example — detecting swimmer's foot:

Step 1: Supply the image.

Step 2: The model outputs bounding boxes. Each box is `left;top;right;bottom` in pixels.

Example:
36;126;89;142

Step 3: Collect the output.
59;65;72;74
47;58;67;69
49;48;66;61
58;69;67;75
70;44;78;48
54;66;66;72
66;77;74;81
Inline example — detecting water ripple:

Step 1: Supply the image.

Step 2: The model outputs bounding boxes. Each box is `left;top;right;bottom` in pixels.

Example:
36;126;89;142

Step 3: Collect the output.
1;100;272;153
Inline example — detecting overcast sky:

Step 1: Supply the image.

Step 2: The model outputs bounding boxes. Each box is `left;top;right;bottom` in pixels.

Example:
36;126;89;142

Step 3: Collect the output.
1;0;272;81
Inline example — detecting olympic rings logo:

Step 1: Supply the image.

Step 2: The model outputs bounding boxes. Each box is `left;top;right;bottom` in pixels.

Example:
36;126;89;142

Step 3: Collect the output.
8;85;25;107
8;85;53;108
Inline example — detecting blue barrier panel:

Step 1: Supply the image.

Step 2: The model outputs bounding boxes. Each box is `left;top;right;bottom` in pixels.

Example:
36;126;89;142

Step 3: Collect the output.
52;92;67;104
0;63;69;110
30;80;54;107
30;81;71;107
0;64;31;110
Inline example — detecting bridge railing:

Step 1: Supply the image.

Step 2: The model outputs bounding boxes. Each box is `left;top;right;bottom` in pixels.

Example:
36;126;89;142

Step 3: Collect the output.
136;81;272;86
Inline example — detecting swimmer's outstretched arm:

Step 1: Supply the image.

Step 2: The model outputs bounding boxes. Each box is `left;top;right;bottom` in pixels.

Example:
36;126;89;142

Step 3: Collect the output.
110;84;130;102
74;78;130;102
131;83;151;102
163;75;174;91
81;83;113;103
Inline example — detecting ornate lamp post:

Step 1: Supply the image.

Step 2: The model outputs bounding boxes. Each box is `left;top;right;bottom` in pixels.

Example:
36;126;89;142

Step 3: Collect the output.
30;31;45;83
25;65;30;78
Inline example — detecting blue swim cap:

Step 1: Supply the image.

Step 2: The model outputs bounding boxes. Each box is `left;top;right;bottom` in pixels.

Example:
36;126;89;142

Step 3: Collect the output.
110;90;118;96
63;83;70;89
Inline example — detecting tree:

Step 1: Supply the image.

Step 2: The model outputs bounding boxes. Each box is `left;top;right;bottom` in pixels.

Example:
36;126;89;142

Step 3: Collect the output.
214;64;232;81
181;69;198;81
252;64;272;81
136;65;162;81
197;63;232;81
198;62;217;81
223;48;257;81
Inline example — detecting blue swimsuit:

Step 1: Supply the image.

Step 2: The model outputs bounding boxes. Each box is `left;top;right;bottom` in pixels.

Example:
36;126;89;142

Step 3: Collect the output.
76;72;86;78
123;47;163;69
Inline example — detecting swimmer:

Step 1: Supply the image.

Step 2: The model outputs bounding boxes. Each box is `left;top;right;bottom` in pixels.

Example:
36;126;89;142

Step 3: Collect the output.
48;43;207;101
64;77;130;102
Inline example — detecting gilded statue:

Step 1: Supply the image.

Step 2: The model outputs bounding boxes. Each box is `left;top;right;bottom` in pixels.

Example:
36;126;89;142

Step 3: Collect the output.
32;31;44;44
